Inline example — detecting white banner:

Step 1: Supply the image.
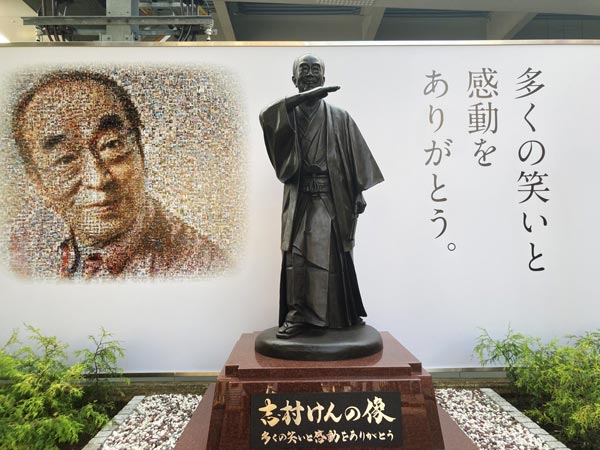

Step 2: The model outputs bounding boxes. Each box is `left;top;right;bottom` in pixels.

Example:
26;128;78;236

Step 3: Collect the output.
0;42;596;371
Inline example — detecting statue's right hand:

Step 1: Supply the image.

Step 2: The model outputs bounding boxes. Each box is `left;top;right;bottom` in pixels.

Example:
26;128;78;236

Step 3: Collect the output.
304;85;340;100
285;86;340;110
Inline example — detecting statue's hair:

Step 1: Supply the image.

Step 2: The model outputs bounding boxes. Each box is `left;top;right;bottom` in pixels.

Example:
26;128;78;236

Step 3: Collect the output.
12;70;143;169
292;54;325;75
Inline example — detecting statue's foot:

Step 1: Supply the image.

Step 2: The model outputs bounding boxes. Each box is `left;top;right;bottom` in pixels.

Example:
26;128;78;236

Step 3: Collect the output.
276;321;308;339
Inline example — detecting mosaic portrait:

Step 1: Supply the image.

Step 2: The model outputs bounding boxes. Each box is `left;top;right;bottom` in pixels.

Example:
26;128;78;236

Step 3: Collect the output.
0;66;246;279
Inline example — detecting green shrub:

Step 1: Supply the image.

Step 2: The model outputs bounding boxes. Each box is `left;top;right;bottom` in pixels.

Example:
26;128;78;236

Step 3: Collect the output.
474;327;600;449
77;327;128;410
0;326;127;450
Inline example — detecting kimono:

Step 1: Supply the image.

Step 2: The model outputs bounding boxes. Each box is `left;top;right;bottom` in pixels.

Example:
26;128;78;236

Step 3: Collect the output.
260;97;384;328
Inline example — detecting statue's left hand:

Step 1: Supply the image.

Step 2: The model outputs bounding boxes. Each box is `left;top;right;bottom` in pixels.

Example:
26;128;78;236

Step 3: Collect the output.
354;193;367;215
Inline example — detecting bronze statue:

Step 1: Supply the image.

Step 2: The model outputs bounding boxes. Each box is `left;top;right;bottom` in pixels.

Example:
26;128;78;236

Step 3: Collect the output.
259;54;384;341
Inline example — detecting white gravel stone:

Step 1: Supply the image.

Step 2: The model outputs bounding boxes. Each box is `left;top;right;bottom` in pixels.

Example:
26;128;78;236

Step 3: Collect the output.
100;394;201;450
436;388;553;450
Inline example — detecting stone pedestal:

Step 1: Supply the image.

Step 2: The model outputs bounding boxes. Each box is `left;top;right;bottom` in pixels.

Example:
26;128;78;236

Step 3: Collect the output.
175;332;478;450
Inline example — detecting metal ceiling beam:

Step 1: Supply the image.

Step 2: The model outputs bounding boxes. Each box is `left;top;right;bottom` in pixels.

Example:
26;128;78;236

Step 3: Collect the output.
225;0;600;17
212;0;236;40
361;6;385;40
487;12;537;39
138;1;186;7
22;15;214;26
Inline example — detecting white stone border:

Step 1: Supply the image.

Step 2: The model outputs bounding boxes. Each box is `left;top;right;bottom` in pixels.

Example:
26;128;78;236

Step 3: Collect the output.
82;395;146;450
480;388;571;450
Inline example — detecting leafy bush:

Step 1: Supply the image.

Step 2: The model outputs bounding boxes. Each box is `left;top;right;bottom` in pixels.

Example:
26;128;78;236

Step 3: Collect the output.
0;326;127;450
474;327;600;449
77;328;128;409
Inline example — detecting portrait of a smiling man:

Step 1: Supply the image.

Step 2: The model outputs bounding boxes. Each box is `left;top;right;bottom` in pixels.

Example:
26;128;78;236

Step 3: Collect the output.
9;70;230;279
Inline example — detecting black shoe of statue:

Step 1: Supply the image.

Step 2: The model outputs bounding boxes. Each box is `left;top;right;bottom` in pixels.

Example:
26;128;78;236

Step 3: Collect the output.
276;321;308;339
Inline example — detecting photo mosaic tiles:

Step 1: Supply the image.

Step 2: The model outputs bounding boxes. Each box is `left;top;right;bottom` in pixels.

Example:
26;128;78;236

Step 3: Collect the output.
0;65;247;280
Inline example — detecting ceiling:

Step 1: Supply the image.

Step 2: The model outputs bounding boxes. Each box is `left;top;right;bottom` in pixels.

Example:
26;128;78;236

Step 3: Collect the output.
3;0;600;42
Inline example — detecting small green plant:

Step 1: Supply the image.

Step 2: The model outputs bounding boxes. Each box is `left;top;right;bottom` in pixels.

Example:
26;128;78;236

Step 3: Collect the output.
0;326;127;450
474;327;600;450
77;327;128;409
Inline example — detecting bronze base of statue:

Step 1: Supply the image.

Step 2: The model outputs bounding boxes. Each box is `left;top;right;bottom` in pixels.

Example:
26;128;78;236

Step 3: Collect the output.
255;324;383;361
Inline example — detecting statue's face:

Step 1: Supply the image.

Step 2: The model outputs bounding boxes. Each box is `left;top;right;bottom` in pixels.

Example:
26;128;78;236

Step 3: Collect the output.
292;55;325;93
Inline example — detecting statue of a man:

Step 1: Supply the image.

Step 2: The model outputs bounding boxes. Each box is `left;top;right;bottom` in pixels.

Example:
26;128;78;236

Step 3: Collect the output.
260;54;384;339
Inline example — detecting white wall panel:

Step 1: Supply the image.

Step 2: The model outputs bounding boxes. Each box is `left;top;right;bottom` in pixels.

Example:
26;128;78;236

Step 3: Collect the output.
0;43;595;371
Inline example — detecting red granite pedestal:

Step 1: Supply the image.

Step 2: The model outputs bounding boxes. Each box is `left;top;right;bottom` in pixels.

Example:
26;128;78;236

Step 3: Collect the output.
174;332;478;450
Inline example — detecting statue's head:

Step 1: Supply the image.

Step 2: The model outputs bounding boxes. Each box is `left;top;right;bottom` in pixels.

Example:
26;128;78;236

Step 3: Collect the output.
292;54;325;93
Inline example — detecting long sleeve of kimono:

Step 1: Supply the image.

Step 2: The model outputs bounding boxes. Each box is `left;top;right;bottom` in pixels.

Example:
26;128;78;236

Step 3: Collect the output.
259;98;300;183
344;114;384;193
